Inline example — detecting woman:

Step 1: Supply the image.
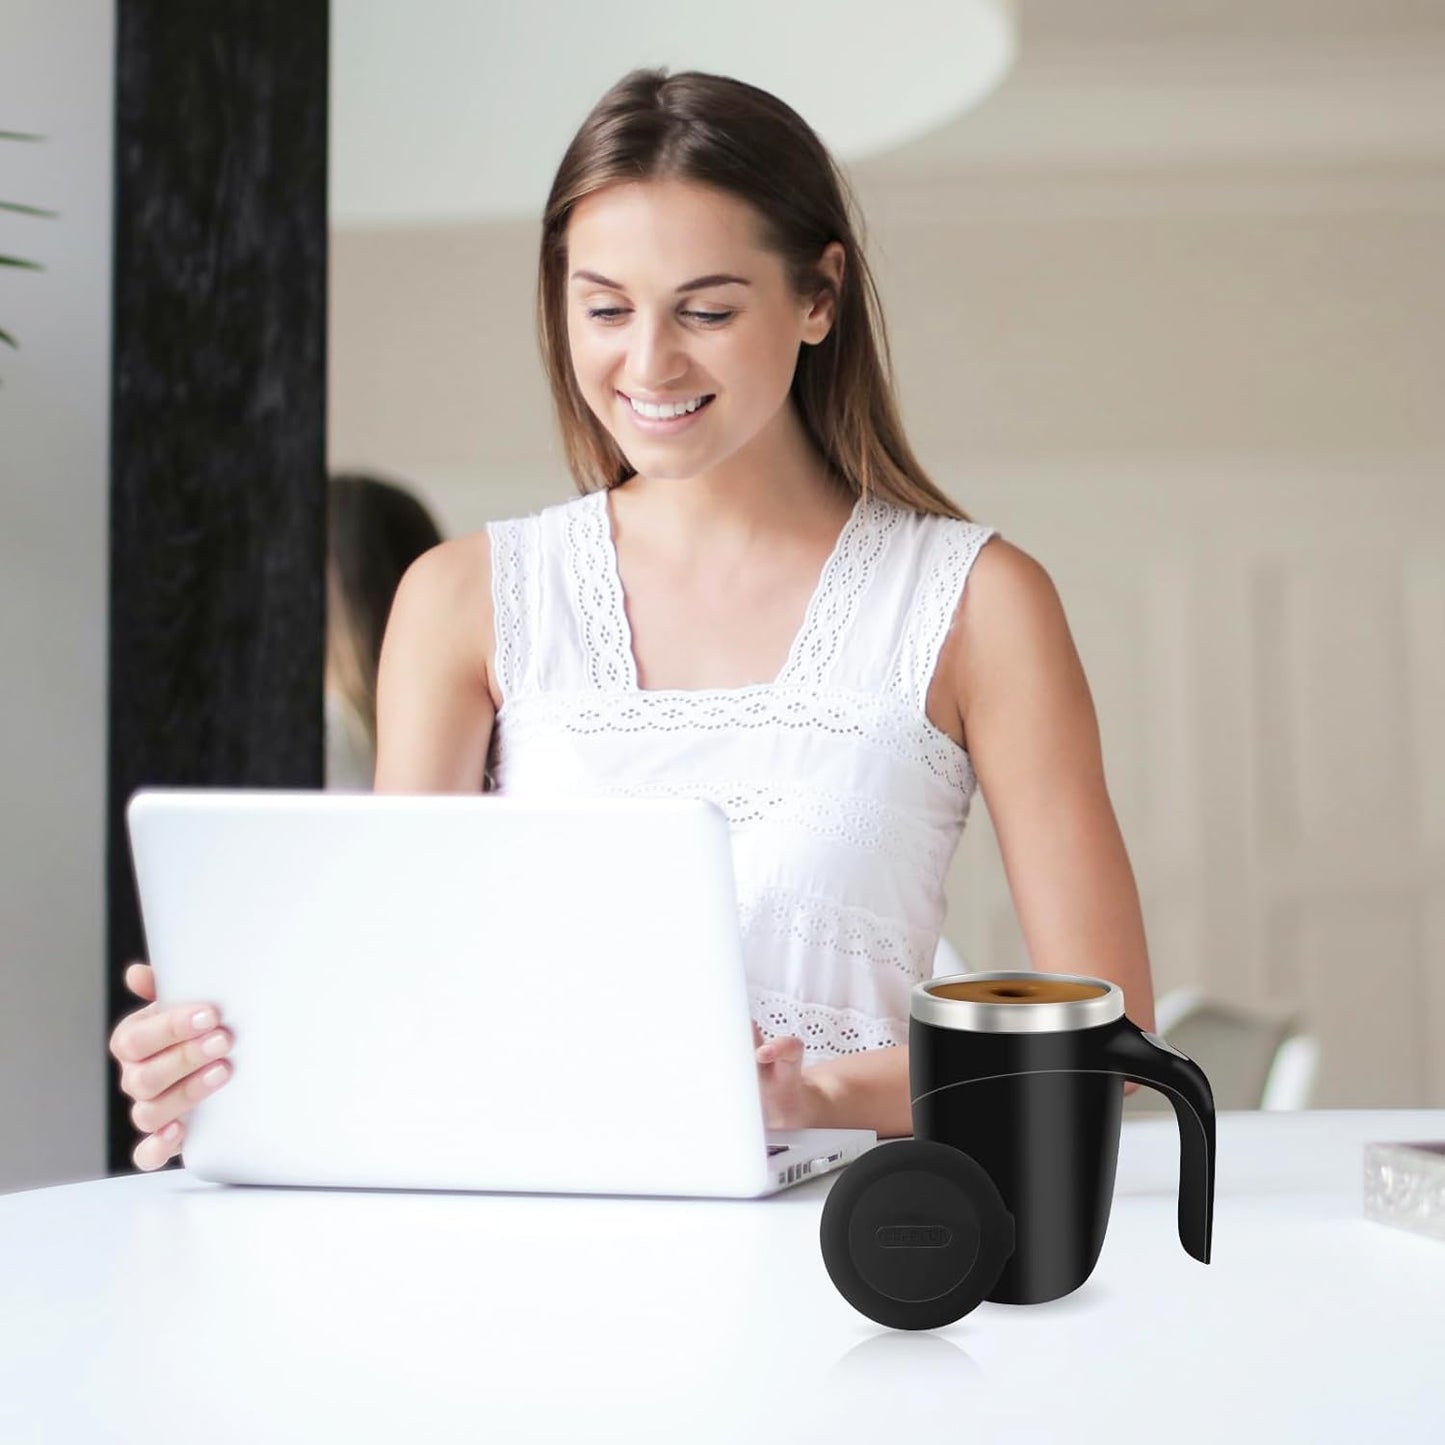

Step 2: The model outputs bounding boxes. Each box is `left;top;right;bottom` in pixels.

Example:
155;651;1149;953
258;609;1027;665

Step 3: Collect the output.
111;68;1155;1170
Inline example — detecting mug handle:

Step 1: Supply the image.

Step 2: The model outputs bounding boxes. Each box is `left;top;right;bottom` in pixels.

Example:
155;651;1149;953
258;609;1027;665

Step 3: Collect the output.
1088;1019;1216;1264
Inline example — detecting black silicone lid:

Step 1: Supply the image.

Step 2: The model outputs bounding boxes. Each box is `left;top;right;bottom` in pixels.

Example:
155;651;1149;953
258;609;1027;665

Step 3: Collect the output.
819;1138;1015;1330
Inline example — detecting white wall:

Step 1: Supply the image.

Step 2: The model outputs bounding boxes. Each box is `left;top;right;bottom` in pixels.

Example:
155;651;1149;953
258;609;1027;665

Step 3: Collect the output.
0;0;115;1193
327;159;1445;1108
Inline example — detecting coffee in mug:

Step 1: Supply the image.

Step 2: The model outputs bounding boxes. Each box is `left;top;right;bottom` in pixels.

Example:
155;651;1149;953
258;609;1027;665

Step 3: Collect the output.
928;977;1109;1005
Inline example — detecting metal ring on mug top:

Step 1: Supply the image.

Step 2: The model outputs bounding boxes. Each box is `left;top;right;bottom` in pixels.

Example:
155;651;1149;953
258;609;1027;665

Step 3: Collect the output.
911;971;1125;1035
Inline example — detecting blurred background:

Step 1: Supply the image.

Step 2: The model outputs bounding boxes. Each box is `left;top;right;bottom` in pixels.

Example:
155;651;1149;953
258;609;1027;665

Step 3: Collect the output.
3;0;1443;1192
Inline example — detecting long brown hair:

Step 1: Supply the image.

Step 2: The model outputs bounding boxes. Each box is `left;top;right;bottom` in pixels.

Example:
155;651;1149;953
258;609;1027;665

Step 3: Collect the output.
536;68;968;521
327;472;445;750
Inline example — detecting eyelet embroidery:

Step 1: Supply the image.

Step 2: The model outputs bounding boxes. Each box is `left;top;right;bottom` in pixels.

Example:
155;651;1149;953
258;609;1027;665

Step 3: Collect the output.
890;518;999;710
569;494;636;692
488;517;526;703
739;885;939;985
773;497;901;689
549;773;959;875
486;491;995;1061
751;985;907;1062
492;687;977;796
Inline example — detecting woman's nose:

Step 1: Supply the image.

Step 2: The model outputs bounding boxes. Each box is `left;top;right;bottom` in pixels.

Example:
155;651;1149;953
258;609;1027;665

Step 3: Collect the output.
625;313;688;390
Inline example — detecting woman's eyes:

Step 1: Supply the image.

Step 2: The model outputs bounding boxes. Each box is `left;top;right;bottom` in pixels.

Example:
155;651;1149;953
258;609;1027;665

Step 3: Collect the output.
585;307;733;326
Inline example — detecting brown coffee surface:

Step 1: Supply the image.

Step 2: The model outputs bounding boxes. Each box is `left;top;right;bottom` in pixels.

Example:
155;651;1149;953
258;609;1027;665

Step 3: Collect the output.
929;977;1108;1005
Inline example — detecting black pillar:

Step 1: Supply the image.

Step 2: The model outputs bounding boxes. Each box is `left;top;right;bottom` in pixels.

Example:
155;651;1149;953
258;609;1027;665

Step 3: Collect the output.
106;2;329;1172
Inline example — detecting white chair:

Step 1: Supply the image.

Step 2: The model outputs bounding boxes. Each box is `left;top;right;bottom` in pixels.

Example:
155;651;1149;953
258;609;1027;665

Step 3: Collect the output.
932;935;969;976
1131;987;1319;1113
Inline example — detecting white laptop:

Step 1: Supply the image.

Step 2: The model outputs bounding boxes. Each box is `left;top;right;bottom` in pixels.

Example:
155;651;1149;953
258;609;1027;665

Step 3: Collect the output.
126;789;875;1198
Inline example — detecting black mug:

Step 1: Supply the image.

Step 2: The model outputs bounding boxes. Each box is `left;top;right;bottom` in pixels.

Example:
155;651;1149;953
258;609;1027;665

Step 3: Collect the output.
910;971;1216;1305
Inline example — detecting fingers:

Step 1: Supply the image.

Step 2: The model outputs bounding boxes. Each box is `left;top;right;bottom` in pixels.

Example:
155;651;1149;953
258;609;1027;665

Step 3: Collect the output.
129;1054;232;1137
111;999;224;1070
111;960;230;1171
752;1021;806;1061
754;1034;809;1131
121;1025;232;1110
124;961;156;1003
132;1118;185;1173
756;1034;805;1065
109;964;161;1059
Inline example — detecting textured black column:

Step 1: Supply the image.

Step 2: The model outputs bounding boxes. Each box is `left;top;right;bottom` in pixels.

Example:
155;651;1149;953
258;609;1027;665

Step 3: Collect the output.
106;2;329;1173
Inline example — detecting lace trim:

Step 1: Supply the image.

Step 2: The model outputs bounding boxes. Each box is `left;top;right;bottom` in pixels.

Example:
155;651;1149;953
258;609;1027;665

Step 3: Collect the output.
739;885;939;988
567;492;636;692
590;775;954;873
492;686;977;796
892;521;998;711
750;985;907;1060
773;496;900;689
568;489;904;696
487;517;527;703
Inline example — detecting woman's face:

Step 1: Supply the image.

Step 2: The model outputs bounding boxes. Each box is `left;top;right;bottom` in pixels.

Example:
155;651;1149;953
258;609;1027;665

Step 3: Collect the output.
564;178;840;483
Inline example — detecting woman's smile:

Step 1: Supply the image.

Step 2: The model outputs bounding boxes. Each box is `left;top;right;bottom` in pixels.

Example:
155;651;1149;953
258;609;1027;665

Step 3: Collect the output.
618;389;717;434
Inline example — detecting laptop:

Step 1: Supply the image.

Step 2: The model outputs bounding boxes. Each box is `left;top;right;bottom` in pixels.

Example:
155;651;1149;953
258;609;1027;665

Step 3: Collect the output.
126;789;876;1198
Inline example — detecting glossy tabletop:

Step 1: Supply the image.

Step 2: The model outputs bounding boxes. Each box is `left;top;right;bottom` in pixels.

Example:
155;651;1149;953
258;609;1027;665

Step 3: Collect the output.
2;1109;1443;1444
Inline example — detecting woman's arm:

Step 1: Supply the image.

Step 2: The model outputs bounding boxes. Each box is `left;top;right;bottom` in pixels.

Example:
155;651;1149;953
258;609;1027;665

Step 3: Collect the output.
801;1044;913;1137
792;537;1156;1133
947;539;1156;1032
373;532;499;794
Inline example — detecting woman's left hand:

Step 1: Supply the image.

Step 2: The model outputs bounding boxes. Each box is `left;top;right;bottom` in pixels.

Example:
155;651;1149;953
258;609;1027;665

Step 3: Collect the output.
753;1022;812;1129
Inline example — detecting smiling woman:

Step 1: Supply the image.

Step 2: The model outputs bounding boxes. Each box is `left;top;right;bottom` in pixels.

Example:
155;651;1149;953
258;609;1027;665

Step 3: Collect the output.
536;76;965;518
382;69;1151;1132
112;64;1157;1166
564;181;833;468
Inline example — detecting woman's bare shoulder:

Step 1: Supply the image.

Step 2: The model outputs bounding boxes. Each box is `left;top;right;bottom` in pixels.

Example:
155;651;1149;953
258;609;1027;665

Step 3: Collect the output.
396;530;493;614
961;535;1058;616
948;536;1074;669
389;529;498;703
927;535;1076;743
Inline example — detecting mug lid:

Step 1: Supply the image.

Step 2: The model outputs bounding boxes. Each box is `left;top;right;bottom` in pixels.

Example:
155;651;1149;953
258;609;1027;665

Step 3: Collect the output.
819;1139;1015;1330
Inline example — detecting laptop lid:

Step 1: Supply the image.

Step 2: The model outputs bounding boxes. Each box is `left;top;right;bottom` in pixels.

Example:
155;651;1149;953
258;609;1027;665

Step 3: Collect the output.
127;789;796;1197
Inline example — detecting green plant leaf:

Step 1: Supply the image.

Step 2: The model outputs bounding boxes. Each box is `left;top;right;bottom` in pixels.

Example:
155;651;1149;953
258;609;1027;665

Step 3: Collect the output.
3;128;49;371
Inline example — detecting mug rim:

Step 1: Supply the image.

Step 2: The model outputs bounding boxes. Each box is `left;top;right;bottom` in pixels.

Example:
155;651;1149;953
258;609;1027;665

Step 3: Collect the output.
911;970;1125;1034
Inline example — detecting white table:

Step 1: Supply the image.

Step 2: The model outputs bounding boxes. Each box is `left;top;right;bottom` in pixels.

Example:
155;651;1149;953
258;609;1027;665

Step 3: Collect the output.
3;1110;1443;1444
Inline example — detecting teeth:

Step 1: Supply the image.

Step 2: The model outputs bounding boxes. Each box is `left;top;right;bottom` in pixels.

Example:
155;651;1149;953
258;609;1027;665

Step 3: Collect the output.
627;394;708;420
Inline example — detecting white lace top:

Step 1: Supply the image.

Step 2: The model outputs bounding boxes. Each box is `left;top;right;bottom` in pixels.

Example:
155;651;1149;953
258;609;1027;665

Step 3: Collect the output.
485;487;998;1064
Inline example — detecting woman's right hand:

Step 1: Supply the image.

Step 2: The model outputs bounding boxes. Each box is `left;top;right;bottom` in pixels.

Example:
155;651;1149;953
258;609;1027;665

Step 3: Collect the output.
108;961;233;1171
